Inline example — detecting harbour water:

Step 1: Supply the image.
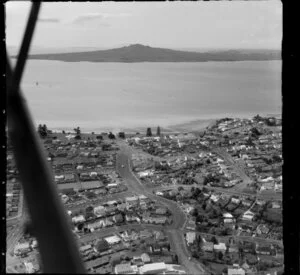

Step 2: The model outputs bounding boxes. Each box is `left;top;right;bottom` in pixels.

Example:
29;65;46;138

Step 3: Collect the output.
18;60;281;133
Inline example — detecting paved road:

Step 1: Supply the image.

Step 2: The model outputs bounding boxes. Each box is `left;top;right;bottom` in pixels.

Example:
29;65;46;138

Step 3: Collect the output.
115;142;207;275
116;151;186;231
167;229;210;275
211;147;253;190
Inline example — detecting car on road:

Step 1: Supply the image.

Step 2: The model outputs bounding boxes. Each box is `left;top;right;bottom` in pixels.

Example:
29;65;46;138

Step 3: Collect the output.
121;165;125;168
188;257;192;260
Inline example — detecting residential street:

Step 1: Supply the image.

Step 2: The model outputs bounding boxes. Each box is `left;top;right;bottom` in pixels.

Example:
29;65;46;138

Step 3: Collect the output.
211;147;253;190
115;142;208;275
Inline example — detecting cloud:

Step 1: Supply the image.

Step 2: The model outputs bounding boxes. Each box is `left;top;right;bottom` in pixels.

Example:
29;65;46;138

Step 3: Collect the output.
71;12;131;25
38;18;60;23
72;13;105;24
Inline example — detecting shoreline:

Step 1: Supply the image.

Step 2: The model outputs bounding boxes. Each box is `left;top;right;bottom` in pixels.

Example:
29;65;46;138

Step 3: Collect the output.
47;113;281;135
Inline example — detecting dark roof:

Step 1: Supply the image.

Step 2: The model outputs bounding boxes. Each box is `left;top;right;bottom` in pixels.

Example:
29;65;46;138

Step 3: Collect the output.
85;256;110;270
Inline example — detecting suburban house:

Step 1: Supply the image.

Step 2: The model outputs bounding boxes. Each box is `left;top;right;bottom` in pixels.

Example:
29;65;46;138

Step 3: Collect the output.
115;263;138;274
104;235;122;246
223;213;235;224
94;205;106;217
228;243;239;253
213;242;227;253
185;232;196;245
14;242;32;256
72;215;86;224
85;256;110;272
79;244;93;255
227;267;246;275
242;210;255;222
126;196;139;209
201;241;214;252
139;262;166;274
255;244;273;255
139;230;153;240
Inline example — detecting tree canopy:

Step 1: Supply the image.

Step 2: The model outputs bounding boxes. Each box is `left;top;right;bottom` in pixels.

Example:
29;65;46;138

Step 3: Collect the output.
156;126;161;136
146;127;152;137
37;124;48;138
108;132;116;139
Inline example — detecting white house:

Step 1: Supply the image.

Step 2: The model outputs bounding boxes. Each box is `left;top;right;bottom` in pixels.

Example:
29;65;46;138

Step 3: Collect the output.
138;170;153;178
242;211;255;222
213;243;227;253
186;232;196;245
231;197;240;204
228;267;246;275
223;213;235;223
139;262;166;274
115;263;138;274
94;205;106;217
72;215;86;224
104;235;121;245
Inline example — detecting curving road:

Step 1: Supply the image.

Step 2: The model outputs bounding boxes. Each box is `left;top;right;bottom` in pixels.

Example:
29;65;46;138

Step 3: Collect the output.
115;142;207;275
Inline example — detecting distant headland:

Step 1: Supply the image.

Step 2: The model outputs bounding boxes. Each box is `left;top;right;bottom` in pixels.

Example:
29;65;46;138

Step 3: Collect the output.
20;44;281;63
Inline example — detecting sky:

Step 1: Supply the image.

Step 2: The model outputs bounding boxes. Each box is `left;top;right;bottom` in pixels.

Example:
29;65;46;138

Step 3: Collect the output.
5;1;282;51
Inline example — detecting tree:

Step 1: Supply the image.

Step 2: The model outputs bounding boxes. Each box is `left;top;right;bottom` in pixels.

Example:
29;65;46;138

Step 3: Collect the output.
191;208;198;217
196;215;204;223
191;251;199;258
246;137;255;146
251;127;261;138
96;135;103;140
118;132;125;139
217;251;223;261
253;114;263;122
146;127;152;137
192;188;202;199
156;126;161;136
42;124;48;133
266;117;276;126
85;206;94;213
202;187;209;193
37;124;48;138
62;130;66;134
257;261;269;271
211;236;218;245
173;254;179;264
108;132;115;139
77;223;84;231
74;127;81;135
74;127;81;139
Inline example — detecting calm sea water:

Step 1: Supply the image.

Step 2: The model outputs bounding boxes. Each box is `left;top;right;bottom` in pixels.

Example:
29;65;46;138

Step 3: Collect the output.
18;60;281;132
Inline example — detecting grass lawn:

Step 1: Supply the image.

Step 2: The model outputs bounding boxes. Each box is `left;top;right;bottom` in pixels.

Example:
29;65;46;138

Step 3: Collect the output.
207;262;226;274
